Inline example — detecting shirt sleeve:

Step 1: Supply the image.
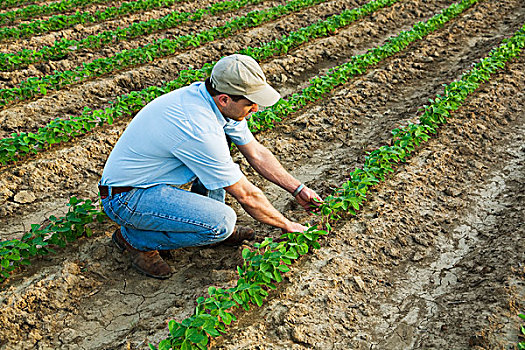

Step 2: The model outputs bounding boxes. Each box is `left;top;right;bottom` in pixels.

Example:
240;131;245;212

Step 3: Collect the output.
223;118;255;146
171;132;243;190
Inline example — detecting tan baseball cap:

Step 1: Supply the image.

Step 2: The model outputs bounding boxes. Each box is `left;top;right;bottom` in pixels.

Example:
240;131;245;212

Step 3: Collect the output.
210;54;281;107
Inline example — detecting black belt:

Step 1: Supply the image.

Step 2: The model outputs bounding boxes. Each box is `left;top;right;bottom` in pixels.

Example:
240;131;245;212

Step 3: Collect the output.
98;185;134;199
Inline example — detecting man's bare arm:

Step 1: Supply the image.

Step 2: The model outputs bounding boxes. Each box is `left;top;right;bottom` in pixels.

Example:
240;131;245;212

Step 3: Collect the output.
225;176;306;233
237;139;322;211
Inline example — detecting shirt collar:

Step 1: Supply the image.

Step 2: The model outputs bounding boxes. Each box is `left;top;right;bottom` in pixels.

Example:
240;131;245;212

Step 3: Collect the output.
198;82;228;126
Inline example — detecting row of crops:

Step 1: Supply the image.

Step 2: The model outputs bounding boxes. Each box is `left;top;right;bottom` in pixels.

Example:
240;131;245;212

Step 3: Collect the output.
0;0;189;30
0;0;524;348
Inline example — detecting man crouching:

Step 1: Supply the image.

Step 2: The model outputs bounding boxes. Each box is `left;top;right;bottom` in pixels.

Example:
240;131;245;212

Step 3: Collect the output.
98;54;322;279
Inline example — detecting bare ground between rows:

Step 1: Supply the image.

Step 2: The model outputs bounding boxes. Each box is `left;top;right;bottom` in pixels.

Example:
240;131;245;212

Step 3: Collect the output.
213;53;525;350
0;0;284;87
0;0;427;136
0;0;522;237
1;6;524;350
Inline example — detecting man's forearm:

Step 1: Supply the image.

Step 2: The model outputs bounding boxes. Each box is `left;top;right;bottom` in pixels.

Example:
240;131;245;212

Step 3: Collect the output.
236;140;322;217
226;177;292;230
239;188;291;229
245;145;300;194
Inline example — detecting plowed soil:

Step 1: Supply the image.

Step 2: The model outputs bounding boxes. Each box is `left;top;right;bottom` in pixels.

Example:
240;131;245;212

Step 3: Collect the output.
0;0;524;349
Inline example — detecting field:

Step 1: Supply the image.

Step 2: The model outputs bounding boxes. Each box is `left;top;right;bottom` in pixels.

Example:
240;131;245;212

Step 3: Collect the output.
0;0;524;348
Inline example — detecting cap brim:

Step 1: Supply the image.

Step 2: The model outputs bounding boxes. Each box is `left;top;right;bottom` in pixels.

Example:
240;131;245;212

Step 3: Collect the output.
244;84;281;107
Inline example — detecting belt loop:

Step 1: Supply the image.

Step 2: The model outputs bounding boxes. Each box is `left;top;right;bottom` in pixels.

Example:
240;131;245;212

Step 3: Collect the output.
98;184;110;200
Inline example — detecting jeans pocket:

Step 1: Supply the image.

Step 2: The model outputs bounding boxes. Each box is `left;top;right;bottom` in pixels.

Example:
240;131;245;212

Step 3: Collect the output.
106;191;141;229
116;188;143;208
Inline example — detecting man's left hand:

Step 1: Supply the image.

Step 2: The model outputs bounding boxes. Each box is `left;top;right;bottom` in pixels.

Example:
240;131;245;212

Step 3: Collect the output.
295;186;323;213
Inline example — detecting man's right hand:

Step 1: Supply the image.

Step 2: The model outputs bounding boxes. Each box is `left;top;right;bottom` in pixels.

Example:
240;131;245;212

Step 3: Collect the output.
295;185;323;213
282;221;308;234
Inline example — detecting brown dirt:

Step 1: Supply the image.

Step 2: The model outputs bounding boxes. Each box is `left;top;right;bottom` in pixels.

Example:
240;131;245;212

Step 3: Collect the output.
0;0;524;349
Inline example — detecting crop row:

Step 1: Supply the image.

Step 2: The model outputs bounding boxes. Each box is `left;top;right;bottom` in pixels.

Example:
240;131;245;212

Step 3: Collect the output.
0;0;406;164
0;0;481;285
0;0;109;25
152;21;525;350
0;0;189;41
0;197;104;281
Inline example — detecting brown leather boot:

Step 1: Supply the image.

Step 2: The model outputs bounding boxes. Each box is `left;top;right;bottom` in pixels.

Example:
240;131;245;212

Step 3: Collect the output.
112;229;172;279
221;226;255;246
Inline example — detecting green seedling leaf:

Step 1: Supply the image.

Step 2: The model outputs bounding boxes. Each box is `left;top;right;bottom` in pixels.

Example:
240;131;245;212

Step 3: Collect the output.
187;329;207;344
241;247;251;260
158;339;172;350
203;325;220;337
180;340;191;350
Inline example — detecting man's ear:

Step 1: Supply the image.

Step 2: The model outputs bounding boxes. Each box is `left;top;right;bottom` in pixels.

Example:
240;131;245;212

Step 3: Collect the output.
217;94;230;107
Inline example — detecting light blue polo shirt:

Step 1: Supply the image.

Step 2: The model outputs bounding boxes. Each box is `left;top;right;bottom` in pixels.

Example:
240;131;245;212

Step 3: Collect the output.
100;82;254;190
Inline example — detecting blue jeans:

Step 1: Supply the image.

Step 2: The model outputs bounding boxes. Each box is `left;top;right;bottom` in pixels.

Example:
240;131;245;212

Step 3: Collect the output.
101;180;237;251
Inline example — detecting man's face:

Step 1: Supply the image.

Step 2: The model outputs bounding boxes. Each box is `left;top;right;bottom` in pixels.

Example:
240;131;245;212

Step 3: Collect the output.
222;97;259;121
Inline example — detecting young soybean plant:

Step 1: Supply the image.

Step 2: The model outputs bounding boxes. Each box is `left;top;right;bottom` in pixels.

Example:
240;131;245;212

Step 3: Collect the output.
0;197;104;282
152;226;329;350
